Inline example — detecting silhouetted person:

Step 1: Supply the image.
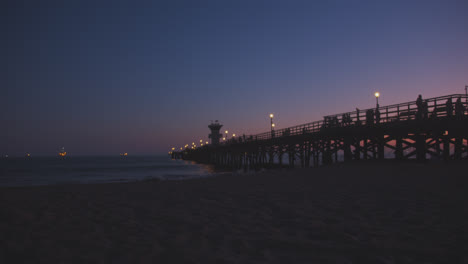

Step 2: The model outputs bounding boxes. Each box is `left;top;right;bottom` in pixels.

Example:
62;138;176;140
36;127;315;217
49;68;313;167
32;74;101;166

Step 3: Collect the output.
416;94;423;119
416;95;423;108
342;113;351;126
455;97;464;118
446;98;453;117
366;109;374;125
375;108;381;123
321;117;328;130
333;116;339;127
347;113;352;125
422;100;429;119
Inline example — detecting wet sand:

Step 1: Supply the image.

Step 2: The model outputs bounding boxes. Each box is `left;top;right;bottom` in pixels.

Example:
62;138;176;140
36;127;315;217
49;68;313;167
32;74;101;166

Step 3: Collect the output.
1;160;467;263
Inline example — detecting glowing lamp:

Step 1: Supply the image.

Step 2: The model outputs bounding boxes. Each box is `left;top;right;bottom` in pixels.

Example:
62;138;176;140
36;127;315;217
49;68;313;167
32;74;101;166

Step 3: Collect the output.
374;92;381;108
270;114;274;118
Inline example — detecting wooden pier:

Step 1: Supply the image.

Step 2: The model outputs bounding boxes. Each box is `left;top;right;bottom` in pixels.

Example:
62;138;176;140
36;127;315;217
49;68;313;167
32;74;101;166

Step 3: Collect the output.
172;94;468;169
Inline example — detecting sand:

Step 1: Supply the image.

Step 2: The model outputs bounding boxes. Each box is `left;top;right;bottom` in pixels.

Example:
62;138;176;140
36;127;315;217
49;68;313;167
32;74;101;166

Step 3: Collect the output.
1;160;467;263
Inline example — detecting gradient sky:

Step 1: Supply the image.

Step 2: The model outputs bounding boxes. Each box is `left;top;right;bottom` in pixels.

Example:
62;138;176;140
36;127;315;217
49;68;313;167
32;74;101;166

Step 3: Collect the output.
2;0;468;156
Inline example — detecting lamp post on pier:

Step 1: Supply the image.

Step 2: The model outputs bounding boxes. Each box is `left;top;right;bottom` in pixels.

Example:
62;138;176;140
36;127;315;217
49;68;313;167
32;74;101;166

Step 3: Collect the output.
374;92;380;108
269;113;274;132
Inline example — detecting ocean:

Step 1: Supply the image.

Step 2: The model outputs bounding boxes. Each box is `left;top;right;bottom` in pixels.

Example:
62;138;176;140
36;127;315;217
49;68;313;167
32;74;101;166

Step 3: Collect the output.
0;155;216;187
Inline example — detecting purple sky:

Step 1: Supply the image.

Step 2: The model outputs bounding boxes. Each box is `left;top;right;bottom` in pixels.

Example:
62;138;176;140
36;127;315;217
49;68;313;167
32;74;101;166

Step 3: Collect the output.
2;0;468;156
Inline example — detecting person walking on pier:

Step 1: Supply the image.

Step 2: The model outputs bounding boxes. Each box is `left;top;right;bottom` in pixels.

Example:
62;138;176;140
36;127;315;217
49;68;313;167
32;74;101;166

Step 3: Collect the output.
446;98;453;117
455;97;465;118
416;94;423;119
416;95;423;108
355;108;361;125
366;109;374;125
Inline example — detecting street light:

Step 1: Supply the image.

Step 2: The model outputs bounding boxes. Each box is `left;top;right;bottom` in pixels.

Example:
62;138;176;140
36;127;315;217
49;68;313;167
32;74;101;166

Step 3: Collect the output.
374;92;380;108
269;113;274;132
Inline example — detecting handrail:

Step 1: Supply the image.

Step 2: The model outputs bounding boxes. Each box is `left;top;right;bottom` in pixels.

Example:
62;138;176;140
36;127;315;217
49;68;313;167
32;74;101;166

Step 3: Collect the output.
222;94;468;144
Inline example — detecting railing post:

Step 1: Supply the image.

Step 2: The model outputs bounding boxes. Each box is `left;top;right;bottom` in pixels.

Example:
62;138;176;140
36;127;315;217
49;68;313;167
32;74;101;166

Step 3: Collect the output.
407;104;411;120
443;133;450;160
386;107;388;122
397;105;400;121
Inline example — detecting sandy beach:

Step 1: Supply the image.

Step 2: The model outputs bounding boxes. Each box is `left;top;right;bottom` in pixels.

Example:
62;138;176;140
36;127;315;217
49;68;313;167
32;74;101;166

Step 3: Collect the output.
1;160;467;263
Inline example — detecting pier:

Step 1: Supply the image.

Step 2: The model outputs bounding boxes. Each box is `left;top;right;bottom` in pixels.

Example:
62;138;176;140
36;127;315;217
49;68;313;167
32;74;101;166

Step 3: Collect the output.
172;94;468;169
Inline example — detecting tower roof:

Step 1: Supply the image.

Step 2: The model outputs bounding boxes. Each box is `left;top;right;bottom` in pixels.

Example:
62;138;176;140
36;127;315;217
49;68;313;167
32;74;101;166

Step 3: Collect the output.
208;120;223;130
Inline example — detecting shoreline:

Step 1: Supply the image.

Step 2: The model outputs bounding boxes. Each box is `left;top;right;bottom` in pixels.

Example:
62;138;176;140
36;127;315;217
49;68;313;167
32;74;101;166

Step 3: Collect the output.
1;158;464;189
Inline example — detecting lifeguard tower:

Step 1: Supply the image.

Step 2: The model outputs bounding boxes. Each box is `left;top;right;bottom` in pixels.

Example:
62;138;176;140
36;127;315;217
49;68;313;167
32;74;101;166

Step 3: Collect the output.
208;120;223;145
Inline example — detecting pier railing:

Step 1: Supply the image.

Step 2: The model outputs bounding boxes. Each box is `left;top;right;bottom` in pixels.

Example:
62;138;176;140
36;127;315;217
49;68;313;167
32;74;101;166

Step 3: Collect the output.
225;94;468;143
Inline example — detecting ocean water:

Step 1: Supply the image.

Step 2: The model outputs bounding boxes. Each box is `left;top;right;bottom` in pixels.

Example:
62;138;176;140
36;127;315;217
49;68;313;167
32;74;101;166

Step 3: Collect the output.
0;156;216;187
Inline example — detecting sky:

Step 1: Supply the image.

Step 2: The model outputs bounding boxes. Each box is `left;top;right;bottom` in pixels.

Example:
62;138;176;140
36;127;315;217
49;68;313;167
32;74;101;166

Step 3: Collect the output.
2;0;468;156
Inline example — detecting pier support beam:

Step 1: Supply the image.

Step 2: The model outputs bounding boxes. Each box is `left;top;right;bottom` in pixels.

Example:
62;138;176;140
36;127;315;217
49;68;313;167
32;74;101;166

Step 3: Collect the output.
416;134;426;161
